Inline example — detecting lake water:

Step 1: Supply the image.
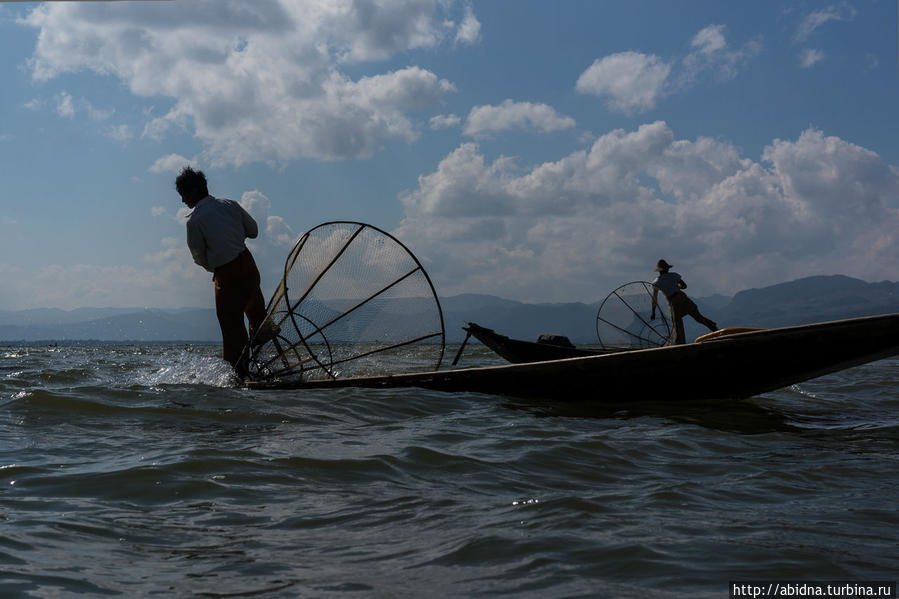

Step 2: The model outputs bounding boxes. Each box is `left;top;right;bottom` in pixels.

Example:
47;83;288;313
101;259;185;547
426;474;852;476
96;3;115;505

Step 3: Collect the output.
1;344;897;597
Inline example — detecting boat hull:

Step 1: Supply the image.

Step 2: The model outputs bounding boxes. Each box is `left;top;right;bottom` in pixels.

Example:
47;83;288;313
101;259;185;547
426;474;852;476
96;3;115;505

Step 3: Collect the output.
248;314;899;402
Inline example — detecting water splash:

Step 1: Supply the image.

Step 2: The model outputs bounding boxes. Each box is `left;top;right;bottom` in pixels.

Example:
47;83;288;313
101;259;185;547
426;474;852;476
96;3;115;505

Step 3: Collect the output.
134;348;239;388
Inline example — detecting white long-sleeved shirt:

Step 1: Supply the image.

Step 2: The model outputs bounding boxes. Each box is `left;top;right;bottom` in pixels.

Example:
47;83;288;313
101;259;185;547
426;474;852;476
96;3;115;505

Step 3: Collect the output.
651;271;684;299
185;196;258;272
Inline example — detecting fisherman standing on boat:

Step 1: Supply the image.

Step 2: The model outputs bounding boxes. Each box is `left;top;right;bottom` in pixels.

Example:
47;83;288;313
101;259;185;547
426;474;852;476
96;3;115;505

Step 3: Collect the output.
177;166;267;377
650;259;718;345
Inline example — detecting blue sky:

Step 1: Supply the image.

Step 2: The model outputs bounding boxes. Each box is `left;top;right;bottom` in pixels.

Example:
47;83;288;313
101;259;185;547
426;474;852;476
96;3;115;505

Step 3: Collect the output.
0;0;897;310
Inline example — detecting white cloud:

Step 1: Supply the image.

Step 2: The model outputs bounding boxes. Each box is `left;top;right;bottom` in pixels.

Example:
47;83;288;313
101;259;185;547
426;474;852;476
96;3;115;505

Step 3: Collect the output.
799;48;826;68
331;0;467;62
794;3;856;43
85;103;113;122
793;4;854;68
396;122;899;302
54;90;114;121
0;188;299;311
239;190;271;223
691;24;727;55
107;124;133;142
679;25;761;85
576;51;671;114
354;66;456;109
236;190;299;292
463;100;576;137
430;113;461;130
263;215;297;248
56;91;74;118
400;142;517;217
0;239;211;311
240;190;297;249
454;4;481;45
149;153;196;174
21;0;474;166
577;25;761;115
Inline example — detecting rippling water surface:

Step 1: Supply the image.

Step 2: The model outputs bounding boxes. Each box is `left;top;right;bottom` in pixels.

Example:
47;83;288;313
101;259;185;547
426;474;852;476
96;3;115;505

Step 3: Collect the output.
1;344;897;598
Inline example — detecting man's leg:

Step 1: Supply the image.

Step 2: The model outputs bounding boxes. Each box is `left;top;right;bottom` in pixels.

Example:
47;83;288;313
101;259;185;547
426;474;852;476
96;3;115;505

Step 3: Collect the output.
673;312;686;344
241;251;267;338
667;304;685;345
668;294;696;344
686;303;718;332
245;288;267;337
214;274;250;371
694;313;718;332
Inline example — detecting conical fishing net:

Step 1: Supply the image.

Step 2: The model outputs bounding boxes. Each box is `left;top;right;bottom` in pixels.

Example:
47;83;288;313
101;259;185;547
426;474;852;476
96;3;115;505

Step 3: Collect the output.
244;222;445;383
595;281;671;349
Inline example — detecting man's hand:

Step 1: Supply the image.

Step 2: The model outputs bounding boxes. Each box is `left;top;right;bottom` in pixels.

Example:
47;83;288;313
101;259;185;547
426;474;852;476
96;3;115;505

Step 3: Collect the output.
650;311;656;320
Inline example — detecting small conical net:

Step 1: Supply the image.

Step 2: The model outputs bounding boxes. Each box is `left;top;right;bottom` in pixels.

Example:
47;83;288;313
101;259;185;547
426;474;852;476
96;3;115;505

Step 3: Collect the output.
244;222;445;383
595;281;671;349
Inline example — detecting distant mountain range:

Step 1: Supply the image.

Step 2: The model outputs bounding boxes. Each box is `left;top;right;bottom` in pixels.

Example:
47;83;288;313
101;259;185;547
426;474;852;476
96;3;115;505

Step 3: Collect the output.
442;275;899;344
0;308;221;344
2;275;898;344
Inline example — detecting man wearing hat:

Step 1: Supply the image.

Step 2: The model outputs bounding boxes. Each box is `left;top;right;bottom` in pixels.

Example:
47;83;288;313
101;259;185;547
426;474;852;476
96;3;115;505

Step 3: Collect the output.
650;259;718;344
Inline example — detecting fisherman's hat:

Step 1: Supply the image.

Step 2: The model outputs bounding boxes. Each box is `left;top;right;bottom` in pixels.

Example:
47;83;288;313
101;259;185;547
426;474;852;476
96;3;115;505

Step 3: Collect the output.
655;259;673;271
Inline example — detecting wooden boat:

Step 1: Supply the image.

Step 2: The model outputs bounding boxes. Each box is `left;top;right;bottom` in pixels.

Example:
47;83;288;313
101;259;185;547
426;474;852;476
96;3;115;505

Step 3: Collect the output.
460;322;608;363
247;314;899;402
463;322;768;364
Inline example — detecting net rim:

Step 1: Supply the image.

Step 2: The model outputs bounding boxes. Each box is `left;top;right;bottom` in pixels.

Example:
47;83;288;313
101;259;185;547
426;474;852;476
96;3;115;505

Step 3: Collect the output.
246;221;447;379
595;280;672;349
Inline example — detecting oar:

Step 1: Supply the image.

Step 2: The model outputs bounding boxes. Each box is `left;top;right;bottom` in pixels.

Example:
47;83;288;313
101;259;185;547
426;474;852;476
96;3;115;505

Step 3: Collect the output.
451;327;473;366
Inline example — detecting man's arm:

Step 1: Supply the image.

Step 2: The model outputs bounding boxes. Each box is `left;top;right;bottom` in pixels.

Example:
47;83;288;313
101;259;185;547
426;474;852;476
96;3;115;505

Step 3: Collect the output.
186;221;212;272
650;286;659;319
240;204;259;239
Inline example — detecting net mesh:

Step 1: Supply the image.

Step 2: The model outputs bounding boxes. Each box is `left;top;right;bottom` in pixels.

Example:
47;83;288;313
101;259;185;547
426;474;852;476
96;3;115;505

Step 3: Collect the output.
244;222;445;383
595;281;671;349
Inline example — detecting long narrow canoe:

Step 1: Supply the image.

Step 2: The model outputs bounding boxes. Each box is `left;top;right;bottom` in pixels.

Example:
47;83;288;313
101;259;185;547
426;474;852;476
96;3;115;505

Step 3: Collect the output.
247;314;899;402
463;322;608;363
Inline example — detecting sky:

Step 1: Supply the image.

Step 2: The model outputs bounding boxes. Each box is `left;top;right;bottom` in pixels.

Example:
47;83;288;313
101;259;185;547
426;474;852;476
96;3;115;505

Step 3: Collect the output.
0;0;898;311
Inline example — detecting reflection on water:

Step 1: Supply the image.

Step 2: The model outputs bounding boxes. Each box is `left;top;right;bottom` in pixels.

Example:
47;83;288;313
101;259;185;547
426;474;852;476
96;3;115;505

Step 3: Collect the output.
506;397;797;435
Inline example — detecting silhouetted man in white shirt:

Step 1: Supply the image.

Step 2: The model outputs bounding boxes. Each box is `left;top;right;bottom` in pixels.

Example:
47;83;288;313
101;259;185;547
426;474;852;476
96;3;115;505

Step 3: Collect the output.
177;167;266;376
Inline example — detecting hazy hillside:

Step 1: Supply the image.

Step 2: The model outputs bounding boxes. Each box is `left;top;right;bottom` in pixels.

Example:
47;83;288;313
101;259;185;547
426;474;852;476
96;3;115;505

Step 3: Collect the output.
0;308;220;343
0;307;140;327
442;297;597;343
2;275;898;343
717;275;899;327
